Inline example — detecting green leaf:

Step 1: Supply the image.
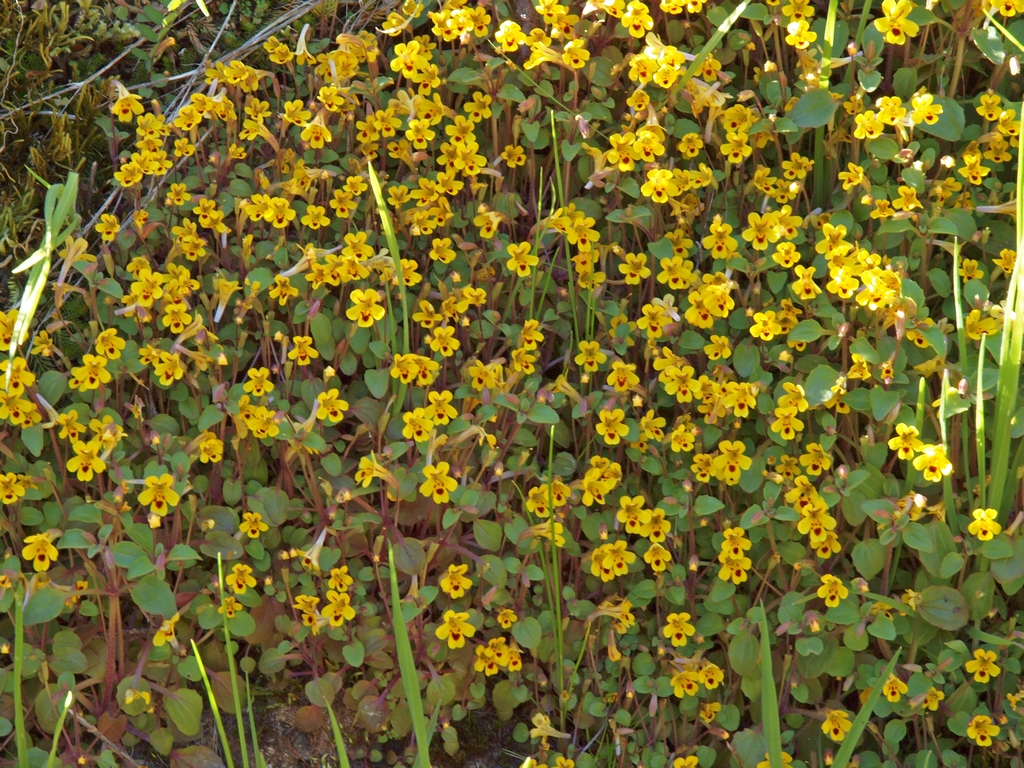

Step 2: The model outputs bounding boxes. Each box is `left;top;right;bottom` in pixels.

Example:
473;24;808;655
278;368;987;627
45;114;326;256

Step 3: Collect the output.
867;138;901;162
197;405;225;432
512;617;543;650
20;426;43;457
917;585;969;631
928;209;976;240
733;341;759;378
916;520;956;577
869;387;901;421
23;588;66;626
804;364;841;407
130;574;177;617
694;495;725;516
991;538;1024;583
787;89;840;128
343;641;365;668
310;313;333;353
901;522;933;552
165;689;204;735
851;539;885;579
973;25;1005;63
728;629;759;678
364;368;390;399
527;403;560;425
473;519;504;552
497;84;526;102
917;98;965;142
787;319;827;343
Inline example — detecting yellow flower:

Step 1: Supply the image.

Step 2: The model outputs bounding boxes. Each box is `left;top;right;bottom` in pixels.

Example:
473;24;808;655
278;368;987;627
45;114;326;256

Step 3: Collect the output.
138;474;181;517
596;408;629;446
562;38;590;69
622;0;654;36
435;609;475;648
662;612;695;647
882;673;908;702
300;112;333;148
967;714;999;746
316;389;350;423
506;242;538;277
225;563;257;595
912;444;952;483
244;367;274;397
756;754;793;768
785;19;817;48
874;0;919;44
95;214;120;242
501;144;526;167
590;540;636;581
219;596;243;618
153;613;180;647
347;289;386;327
67;440;107;482
496;608;518;628
440;563;472;598
750;311;782;341
70;354;112;392
288;336;320;366
124;687;151;706
111;81;144;122
420;462;458;503
301;205;330;229
888;423;923;460
23;531;59;571
699;702;721;723
968;507;1002;540
821;708;852;742
965;648;1001;683
922;687;945;711
575;340;607;371
641;168;681;203
239;512;269;539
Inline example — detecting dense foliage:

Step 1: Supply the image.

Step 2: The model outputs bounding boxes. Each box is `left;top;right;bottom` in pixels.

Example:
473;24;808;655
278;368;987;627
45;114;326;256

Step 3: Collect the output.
3;0;1024;766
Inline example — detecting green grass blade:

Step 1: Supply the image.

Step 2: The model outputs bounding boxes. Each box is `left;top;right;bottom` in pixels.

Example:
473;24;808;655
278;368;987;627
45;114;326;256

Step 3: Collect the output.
8;172;78;368
14;583;28;768
831;650;901;768
820;0;839;84
326;700;353;768
44;691;74;768
367;164;410;417
977;335;987;510
217;554;250;768
757;606;784;768
983;10;1024;52
951;239;974;504
367;164;410;357
191;640;236;768
940;368;959;535
903;377;927;494
813;0;840;209
677;0;751;92
548;110;581;354
388;542;431;768
244;670;268;768
987;101;1024;523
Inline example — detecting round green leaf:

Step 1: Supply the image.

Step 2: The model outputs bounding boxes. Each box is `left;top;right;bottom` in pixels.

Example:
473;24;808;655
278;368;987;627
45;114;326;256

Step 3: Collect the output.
917;585;968;631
